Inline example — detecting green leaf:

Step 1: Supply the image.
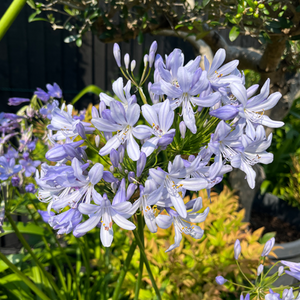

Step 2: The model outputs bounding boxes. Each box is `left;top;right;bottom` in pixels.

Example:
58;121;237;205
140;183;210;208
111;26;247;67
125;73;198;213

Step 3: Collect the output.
71;85;104;105
29;17;50;23
0;222;46;237
26;0;36;9
202;0;210;7
259;232;276;244
175;24;184;30
229;26;240;41
246;0;255;9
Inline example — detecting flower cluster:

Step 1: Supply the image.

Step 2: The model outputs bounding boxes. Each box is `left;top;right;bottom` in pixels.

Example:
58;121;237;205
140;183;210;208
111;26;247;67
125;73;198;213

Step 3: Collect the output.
32;41;284;251
216;237;300;300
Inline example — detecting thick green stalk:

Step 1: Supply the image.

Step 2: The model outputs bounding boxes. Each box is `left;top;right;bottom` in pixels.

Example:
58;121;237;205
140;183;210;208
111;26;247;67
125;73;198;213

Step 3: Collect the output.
5;212;65;300
112;240;137;300
0;251;51;300
134;214;144;300
0;0;27;41
132;230;162;300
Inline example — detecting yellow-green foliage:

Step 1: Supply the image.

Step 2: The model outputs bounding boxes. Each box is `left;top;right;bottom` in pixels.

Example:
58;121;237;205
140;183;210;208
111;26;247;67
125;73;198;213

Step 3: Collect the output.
123;187;267;300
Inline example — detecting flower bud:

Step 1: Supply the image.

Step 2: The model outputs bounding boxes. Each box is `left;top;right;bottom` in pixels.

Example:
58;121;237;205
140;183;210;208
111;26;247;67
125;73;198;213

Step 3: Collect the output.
118;145;125;163
110;148;119;168
188;155;195;162
179;121;186;139
240;294;250;300
76;123;87;139
149;41;157;68
215;276;227;285
278;266;284;276
131;60;136;72
103;171;118;183
124;53;130;69
136;152;146;177
143;54;148;66
128;171;135;183
257;264;263;276
261;237;275;257
234;239;241;260
126;183;137;201
109;165;114;172
95;135;100;147
113;43;121;67
91;106;99;118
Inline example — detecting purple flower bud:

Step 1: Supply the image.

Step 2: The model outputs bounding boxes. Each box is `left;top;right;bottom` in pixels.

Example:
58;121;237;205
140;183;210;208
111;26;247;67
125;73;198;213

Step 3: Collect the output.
110;148;119;168
215;276;227;285
25;183;37;194
76;123;87;139
37;210;55;223
103;171;118;183
131;60;136;72
144;54;148;66
109;166;114;172
113;43;121;67
128;171;135;183
11;176;20;187
257;264;263;276
95;135;100;147
8;98;30;106
126;183;137;200
278;266;284;276
261;237;275;257
149;41;157;67
27;140;36;151
234;239;241;260
209;105;239;120
118;145;125;163
92;106;99;118
179;121;186;139
136;152;146;177
124;53;130;69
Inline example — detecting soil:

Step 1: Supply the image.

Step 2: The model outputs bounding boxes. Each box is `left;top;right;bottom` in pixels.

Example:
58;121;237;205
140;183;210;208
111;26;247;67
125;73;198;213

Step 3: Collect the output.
250;209;300;243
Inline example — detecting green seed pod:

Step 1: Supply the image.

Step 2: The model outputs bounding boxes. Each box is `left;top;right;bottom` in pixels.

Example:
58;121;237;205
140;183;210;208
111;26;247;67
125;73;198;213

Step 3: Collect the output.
254;1;258;5
253;12;259;18
249;7;253;12
236;13;241;18
258;4;265;9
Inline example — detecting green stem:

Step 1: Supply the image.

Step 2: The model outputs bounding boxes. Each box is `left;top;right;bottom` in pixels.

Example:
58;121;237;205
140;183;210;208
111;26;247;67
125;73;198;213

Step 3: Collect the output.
29;197;82;300
138;87;148;105
236;261;255;287
5;212;65;300
112;240;137;300
134;214;144;300
132;230;162;300
25;205;68;295
0;251;51;300
0;0;27;41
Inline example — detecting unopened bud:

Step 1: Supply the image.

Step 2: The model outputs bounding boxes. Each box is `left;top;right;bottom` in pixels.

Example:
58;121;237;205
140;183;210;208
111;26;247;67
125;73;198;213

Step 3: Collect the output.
261;237;275;257
124;53;130;70
234;239;241;260
179;121;186;139
128;171;135;183
95;135;100;147
143;54;148;66
215;276;227;285
257;264;263;276
113;43;121;67
278;266;284;276
131;60;136;72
